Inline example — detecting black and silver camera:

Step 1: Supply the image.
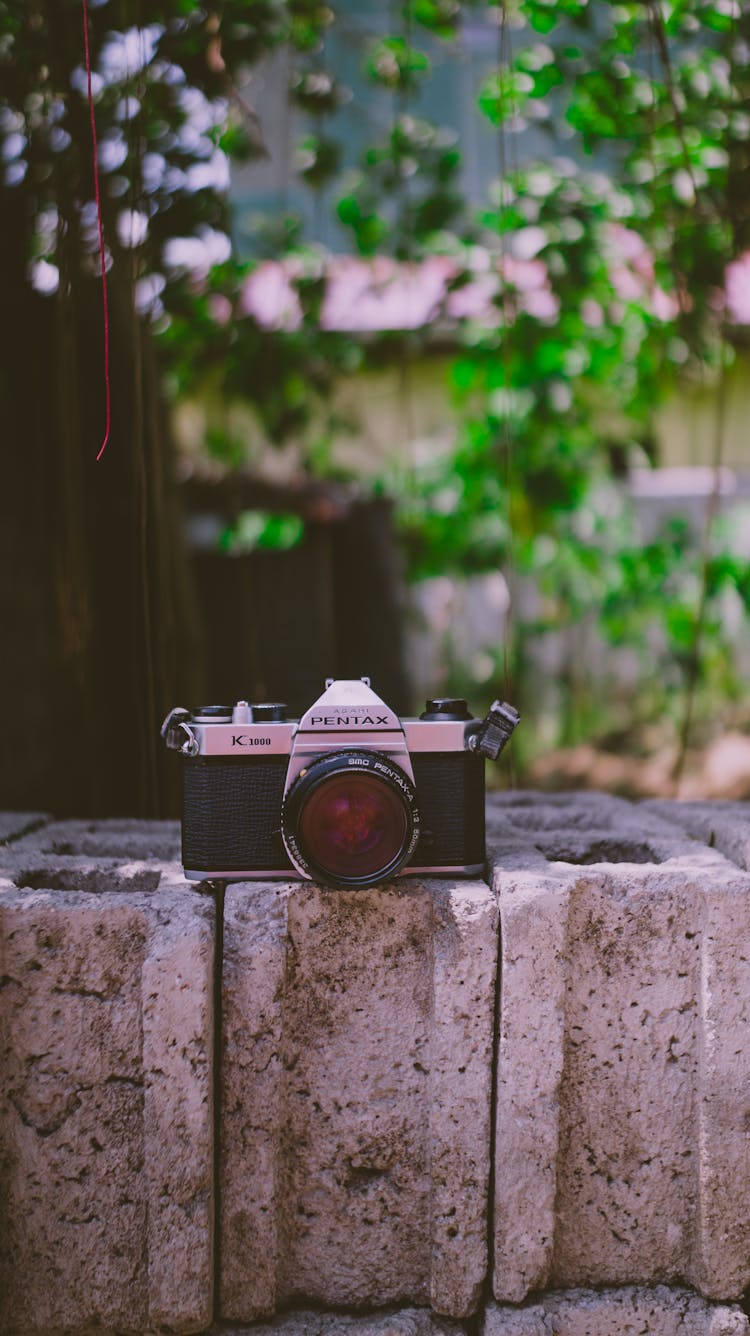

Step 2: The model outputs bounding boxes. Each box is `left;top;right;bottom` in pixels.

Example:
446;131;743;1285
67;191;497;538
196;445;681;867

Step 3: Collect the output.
162;677;518;889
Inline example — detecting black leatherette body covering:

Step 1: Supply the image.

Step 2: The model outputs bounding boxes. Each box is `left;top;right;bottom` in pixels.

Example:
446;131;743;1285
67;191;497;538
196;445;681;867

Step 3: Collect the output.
182;756;291;872
411;752;485;865
182;748;485;874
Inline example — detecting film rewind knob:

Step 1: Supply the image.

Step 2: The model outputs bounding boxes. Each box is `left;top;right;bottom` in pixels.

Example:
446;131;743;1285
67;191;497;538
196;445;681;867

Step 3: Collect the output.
469;701;520;760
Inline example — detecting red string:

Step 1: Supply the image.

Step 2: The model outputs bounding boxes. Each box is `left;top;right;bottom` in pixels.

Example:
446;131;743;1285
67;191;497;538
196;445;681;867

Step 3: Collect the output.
81;0;111;461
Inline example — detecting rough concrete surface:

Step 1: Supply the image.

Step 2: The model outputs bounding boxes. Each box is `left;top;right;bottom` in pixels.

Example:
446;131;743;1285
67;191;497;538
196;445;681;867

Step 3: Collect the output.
220;875;497;1321
487;791;750;1304
486;789;694;864
0;811;48;844
10;816;182;862
4;799;750;1330
644;800;750;872
0;855;214;1335
224;1307;464;1336
483;1286;750;1335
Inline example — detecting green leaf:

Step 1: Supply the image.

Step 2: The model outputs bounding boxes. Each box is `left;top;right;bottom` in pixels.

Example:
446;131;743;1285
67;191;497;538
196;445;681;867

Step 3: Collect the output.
220;511;306;555
478;69;534;124
365;37;430;90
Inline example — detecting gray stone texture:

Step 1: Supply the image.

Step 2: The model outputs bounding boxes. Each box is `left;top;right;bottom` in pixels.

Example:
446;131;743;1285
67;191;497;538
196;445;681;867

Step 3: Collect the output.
0;856;214;1335
483;1287;750;1336
644;800;750;872
486;788;692;864
220;876;497;1321
4;798;750;1330
487;791;750;1305
11;815;182;862
225;1308;464;1336
0;811;48;844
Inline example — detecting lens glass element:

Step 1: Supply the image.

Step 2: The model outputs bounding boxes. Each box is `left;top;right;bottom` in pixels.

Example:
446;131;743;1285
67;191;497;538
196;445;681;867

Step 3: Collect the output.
298;772;409;883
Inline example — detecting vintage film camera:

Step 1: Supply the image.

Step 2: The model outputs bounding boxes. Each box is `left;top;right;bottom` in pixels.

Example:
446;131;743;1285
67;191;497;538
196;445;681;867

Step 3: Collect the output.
162;677;519;889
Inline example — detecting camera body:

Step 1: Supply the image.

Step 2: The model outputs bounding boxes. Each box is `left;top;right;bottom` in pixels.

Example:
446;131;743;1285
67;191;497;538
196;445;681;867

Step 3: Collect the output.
163;678;518;888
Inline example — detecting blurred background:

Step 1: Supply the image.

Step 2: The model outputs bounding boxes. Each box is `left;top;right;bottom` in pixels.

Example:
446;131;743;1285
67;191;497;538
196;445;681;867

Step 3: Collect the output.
1;0;749;817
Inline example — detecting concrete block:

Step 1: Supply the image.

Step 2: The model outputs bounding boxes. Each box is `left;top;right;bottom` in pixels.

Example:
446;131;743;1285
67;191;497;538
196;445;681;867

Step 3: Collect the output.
0;859;214;1335
486;789;690;864
483;1287;750;1336
0;811;48;844
644;800;750;872
220;876;497;1321
224;1308;464;1336
10;816;182;862
487;791;750;1304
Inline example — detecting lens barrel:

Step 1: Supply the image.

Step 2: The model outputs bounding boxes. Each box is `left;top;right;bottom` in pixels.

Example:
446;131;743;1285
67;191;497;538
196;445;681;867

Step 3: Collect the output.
281;751;420;889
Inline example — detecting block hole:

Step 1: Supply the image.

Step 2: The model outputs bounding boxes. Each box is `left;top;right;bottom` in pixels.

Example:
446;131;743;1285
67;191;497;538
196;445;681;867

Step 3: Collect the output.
12;868;162;893
538;838;665;865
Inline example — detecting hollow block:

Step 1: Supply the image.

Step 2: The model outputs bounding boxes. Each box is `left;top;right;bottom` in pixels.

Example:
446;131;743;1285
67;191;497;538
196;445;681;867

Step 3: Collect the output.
487;792;750;1305
0;848;214;1335
220;875;497;1321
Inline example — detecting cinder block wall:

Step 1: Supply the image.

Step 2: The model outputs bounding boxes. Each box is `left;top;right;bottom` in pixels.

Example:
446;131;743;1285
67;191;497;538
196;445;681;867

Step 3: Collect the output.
486;794;750;1304
1;797;750;1336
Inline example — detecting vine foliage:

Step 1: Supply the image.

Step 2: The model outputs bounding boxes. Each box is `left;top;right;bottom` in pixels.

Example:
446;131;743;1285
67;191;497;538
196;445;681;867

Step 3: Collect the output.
2;0;750;781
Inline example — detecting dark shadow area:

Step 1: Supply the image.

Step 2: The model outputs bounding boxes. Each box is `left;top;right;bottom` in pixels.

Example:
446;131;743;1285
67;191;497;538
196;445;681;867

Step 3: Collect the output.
186;483;411;718
12;867;162;893
538;838;664;865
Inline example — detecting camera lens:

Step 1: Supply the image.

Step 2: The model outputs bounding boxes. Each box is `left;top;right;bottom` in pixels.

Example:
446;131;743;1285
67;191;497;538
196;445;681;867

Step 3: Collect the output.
301;775;407;879
282;752;419;889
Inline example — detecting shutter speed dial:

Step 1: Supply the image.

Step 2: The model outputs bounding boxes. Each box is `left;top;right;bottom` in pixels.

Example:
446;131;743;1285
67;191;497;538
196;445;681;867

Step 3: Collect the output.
251;703;287;722
420;697;471;721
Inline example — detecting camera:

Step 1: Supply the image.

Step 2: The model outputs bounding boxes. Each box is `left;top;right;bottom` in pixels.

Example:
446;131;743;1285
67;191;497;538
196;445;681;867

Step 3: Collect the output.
162;678;519;889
